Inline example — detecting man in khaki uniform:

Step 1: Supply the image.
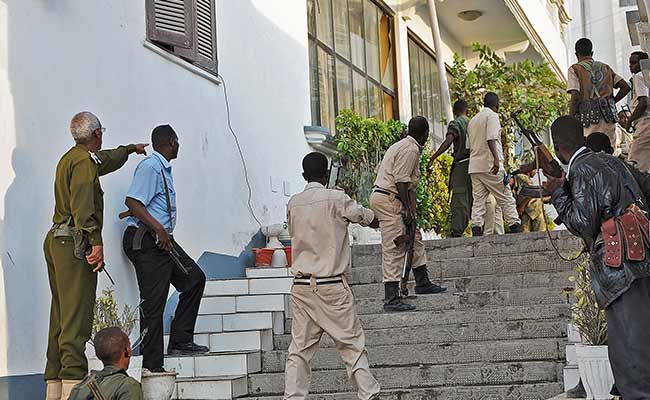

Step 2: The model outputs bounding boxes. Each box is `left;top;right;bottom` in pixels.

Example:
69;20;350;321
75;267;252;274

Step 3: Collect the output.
484;195;504;235
568;38;630;149
624;51;650;173
468;92;521;236
284;152;380;400
513;171;547;233
69;327;142;400
370;116;446;313
44;112;147;400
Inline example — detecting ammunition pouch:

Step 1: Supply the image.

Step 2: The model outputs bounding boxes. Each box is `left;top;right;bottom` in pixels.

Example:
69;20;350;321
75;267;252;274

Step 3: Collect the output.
53;221;90;260
602;204;650;268
577;98;618;127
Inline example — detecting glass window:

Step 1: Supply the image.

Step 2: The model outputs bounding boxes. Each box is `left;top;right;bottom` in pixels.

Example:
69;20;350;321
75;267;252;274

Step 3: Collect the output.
408;37;444;144
333;0;350;60
308;0;396;132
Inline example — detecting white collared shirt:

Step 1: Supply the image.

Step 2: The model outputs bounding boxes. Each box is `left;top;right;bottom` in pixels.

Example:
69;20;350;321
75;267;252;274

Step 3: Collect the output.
567;146;588;179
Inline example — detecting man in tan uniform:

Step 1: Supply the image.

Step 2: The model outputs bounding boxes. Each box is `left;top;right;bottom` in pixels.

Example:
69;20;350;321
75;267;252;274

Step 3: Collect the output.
468;92;521;236
370;116;446;313
568;38;630;149
624;51;650;173
284;152;380;400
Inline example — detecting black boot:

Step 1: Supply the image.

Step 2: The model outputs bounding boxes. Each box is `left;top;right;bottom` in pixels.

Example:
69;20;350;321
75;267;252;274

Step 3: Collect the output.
471;226;483;237
413;265;447;295
384;282;416;312
566;379;586;398
507;223;522;234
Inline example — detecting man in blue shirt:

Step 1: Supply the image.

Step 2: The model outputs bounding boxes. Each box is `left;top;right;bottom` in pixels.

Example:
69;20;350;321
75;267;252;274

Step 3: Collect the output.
122;125;207;373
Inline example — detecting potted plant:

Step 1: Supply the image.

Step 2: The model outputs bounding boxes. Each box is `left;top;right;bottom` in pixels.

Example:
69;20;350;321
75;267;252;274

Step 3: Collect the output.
87;288;143;381
567;258;614;399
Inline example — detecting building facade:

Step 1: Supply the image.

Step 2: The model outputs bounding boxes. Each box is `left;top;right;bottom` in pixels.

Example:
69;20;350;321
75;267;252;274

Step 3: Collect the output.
0;0;569;393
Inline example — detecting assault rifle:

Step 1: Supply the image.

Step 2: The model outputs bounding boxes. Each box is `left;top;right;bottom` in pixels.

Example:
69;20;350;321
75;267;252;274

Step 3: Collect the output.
394;191;417;298
511;110;564;179
79;371;108;400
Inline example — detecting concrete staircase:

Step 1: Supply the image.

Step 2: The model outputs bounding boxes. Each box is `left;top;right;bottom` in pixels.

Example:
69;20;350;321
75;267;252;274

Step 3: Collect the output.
163;231;583;400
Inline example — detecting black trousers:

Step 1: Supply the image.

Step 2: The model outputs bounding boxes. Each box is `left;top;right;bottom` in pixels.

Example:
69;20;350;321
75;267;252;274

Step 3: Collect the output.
123;226;206;370
605;277;650;400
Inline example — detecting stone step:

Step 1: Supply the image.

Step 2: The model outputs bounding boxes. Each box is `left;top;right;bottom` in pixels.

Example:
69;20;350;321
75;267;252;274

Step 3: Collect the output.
195;312;285;335
243;382;564;399
352;231;582;266
204;277;293;297
245;267;292;279
274;319;567;350
175;375;248;400
355;286;569;315
352;270;575;298
164;351;261;378
199;294;290;315
165;330;274;354
285;303;570;332
247;360;561;395
261;338;565;373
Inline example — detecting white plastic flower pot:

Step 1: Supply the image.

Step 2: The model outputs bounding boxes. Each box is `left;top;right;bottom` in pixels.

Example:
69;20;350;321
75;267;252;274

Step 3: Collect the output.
141;370;177;400
575;344;614;399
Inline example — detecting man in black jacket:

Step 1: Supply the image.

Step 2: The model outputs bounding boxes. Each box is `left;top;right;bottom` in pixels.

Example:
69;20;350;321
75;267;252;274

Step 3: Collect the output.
544;116;650;399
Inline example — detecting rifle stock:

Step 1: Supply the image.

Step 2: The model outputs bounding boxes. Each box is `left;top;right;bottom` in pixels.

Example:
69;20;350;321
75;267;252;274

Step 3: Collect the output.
510;111;563;178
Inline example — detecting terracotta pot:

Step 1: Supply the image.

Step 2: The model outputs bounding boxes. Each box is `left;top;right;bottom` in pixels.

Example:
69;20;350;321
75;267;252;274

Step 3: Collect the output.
283;247;292;266
253;248;275;267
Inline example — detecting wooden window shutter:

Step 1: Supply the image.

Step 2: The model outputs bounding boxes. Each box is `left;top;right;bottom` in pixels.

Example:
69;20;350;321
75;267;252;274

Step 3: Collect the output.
146;0;194;49
193;0;217;71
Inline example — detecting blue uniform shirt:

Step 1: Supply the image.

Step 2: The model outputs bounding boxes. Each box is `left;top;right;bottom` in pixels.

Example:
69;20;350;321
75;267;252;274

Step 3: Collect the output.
126;151;177;232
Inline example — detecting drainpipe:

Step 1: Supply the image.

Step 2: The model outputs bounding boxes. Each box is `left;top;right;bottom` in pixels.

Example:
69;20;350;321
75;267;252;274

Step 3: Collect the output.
427;0;454;123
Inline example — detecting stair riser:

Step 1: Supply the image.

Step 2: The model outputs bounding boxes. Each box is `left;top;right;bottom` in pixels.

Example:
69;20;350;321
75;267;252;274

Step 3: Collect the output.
243;382;564;400
274;320;567;350
248;361;560;395
165;352;261;378
285;304;571;332
175;377;248;400
261;339;565;372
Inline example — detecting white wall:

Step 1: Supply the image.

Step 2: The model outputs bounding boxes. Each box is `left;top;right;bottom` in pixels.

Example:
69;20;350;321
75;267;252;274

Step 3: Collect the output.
0;0;311;377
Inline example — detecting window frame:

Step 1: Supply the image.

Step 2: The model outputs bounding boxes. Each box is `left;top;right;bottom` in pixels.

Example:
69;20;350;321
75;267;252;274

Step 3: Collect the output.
145;0;218;75
308;0;398;130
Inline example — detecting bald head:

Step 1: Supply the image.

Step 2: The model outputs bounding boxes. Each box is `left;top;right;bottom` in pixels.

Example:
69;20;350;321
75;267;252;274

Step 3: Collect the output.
483;92;499;111
551;116;585;164
94;327;130;367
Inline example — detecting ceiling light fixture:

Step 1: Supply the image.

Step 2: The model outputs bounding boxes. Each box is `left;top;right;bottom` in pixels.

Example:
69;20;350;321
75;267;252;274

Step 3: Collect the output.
458;10;483;21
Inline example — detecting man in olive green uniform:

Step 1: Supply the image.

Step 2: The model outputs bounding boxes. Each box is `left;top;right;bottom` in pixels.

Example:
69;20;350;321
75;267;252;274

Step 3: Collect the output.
69;327;142;400
428;100;471;237
44;112;147;400
513;171;546;232
370;116;446;313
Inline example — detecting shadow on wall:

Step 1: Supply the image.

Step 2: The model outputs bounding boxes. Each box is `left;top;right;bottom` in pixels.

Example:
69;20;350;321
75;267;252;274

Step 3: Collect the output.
0;0;307;397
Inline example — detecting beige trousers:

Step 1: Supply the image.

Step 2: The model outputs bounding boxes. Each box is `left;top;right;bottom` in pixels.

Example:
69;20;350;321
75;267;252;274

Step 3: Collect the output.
629;118;650;173
470;171;520;229
484;194;504;235
369;192;427;282
284;281;380;400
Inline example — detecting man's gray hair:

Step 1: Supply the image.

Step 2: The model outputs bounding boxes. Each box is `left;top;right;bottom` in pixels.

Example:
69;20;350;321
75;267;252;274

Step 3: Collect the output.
70;111;101;143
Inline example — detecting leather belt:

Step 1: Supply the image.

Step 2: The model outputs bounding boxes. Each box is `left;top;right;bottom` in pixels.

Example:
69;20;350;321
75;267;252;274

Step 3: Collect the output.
293;275;343;285
373;187;401;201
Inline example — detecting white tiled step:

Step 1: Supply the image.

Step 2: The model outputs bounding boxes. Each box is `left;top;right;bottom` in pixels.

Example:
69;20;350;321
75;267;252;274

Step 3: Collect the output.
194;311;286;334
164;329;273;354
199;294;290;315
164;351;261;378
245;267;291;278
174;375;248;400
204;276;293;297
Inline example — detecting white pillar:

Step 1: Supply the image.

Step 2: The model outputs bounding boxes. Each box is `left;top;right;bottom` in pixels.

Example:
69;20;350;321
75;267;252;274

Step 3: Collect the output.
427;0;453;122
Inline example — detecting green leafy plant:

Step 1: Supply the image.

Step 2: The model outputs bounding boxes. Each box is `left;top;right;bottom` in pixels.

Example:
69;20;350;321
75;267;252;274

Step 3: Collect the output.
334;110;453;235
449;43;568;169
564;257;608;345
91;288;138;344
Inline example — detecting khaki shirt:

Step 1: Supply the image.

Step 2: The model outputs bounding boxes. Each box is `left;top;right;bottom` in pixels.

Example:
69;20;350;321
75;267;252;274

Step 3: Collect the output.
373;136;422;194
468;107;503;174
632;72;650;121
69;365;143;400
287;182;374;278
52;144;135;245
